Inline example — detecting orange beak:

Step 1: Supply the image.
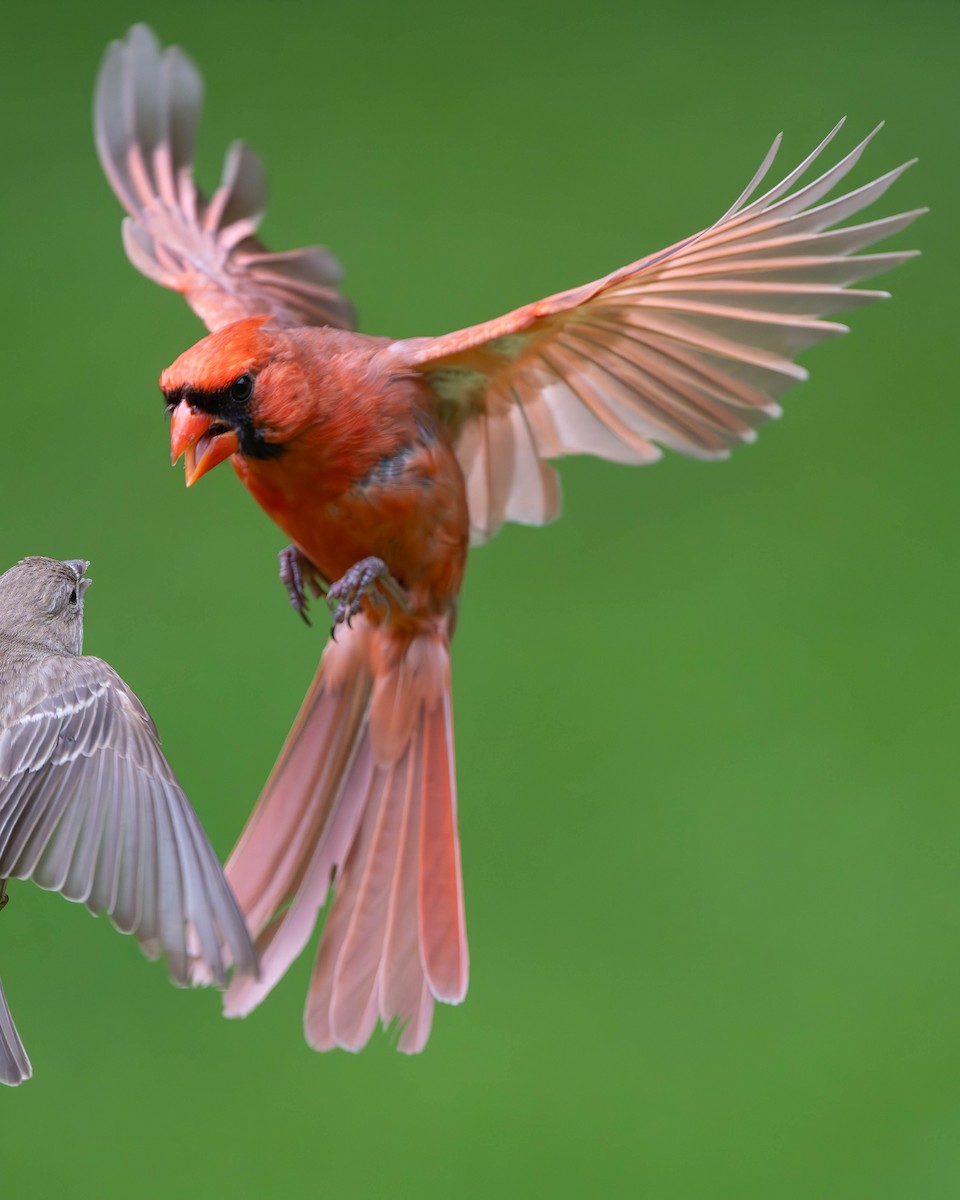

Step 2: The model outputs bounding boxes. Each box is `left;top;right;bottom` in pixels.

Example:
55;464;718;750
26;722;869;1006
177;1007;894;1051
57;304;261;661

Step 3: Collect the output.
169;401;240;486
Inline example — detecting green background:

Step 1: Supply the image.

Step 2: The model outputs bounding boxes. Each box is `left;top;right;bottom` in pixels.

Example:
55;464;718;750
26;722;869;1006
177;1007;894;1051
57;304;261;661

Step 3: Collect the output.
1;0;956;1195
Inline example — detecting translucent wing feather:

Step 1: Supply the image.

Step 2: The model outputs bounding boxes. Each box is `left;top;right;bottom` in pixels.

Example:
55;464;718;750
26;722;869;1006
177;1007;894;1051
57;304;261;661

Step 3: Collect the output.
389;122;923;543
95;24;356;333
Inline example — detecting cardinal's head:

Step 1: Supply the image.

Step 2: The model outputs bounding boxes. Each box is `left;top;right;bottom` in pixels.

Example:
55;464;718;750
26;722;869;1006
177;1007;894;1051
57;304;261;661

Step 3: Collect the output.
160;317;297;485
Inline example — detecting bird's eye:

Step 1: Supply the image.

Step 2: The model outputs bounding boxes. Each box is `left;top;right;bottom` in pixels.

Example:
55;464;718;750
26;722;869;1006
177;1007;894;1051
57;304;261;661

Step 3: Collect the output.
68;588;77;605
231;374;254;403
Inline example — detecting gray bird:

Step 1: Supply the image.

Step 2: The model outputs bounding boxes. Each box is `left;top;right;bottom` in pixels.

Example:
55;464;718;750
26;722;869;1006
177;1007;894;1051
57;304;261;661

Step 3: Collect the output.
0;556;258;1085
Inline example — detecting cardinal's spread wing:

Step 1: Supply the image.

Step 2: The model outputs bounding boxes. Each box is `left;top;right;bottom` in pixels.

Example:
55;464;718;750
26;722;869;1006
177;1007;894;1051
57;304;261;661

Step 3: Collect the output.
389;121;923;543
95;24;356;333
0;656;257;987
0;977;30;1086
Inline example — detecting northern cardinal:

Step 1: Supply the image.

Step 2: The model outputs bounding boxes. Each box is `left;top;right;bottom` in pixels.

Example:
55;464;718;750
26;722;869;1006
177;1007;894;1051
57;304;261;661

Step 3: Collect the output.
0;555;259;1080
96;25;922;1053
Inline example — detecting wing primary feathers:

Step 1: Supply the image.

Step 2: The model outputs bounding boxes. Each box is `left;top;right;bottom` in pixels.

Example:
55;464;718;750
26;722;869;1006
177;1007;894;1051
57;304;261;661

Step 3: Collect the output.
0;978;31;1087
382;124;920;542
95;24;355;333
0;658;257;986
718;118;848;224
714;129;788;224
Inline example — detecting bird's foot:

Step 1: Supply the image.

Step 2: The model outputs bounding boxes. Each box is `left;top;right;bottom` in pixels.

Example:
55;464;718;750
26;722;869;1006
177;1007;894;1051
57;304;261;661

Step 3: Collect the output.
327;557;410;636
278;546;327;626
0;879;8;912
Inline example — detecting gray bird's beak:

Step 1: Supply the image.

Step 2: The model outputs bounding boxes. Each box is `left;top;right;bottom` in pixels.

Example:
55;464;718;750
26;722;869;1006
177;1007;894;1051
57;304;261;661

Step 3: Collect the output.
65;560;92;595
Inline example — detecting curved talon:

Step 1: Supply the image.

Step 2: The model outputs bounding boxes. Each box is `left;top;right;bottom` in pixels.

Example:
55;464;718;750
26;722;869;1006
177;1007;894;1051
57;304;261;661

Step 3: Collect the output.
326;557;409;636
278;545;327;626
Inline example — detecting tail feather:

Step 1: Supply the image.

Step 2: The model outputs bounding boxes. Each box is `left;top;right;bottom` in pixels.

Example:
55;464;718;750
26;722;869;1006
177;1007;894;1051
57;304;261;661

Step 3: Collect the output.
224;736;375;1015
330;759;410;1048
419;692;468;1003
379;730;423;1014
228;627;373;935
399;981;435;1055
380;728;435;1053
304;753;384;1051
223;615;468;1052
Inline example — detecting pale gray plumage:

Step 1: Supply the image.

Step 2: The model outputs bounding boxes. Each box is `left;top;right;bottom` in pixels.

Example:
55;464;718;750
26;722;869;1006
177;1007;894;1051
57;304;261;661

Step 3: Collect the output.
0;557;258;997
0;972;31;1087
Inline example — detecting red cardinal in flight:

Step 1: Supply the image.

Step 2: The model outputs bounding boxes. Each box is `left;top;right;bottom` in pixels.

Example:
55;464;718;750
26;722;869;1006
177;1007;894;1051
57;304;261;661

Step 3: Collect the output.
96;25;922;1052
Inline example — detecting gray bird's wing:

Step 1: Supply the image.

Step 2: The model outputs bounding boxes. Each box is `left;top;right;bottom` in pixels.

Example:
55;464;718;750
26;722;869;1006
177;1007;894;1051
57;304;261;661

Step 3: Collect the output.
0;975;31;1086
0;655;257;986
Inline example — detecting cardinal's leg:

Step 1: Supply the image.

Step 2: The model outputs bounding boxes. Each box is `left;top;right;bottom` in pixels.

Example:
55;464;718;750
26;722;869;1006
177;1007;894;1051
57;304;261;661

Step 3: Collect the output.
278;545;328;625
327;557;411;633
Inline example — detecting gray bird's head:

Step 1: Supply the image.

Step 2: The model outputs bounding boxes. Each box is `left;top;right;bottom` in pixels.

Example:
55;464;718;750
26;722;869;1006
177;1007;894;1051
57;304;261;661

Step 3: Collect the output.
0;557;91;656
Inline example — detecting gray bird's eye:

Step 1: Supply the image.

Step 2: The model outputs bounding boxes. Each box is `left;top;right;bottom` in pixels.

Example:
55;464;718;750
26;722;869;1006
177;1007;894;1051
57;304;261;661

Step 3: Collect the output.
68;588;77;605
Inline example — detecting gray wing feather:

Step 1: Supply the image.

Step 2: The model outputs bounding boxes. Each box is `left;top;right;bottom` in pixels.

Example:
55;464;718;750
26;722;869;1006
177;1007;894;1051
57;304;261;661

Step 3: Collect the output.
0;657;257;985
0;977;31;1086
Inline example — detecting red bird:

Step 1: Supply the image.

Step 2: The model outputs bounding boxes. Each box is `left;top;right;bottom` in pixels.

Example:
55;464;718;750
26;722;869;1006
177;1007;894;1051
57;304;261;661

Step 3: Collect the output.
96;25;922;1052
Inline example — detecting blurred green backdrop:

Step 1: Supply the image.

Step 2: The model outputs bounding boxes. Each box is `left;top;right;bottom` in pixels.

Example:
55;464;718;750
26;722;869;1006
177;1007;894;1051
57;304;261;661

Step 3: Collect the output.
1;0;956;1195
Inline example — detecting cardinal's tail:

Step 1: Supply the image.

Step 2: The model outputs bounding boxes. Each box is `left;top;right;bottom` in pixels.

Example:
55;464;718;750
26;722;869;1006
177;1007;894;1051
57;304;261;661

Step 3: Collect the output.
0;976;31;1086
222;614;467;1053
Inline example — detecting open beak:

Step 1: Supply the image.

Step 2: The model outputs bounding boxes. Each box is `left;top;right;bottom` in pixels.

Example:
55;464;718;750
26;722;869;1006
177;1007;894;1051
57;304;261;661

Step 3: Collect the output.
169;401;239;487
